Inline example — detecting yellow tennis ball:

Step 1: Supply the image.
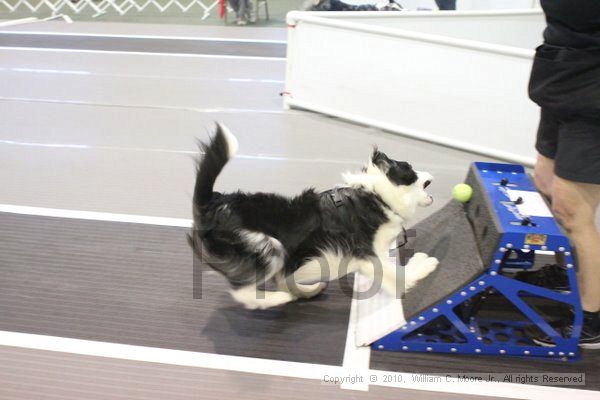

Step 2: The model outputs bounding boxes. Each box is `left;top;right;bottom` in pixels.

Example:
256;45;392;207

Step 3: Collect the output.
452;183;473;203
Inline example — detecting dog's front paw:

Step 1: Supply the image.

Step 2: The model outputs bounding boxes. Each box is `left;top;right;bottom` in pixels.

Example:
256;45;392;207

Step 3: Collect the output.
404;256;439;289
406;252;428;268
409;252;428;262
420;256;439;275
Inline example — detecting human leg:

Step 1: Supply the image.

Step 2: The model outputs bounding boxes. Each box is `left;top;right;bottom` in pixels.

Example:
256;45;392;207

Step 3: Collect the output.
551;177;600;312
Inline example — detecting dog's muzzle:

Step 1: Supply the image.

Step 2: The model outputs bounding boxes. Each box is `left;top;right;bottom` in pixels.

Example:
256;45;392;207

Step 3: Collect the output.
422;195;434;206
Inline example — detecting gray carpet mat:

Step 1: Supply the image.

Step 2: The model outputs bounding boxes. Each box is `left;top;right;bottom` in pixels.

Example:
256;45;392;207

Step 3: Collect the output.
0;33;286;57
0;212;351;365
402;201;485;321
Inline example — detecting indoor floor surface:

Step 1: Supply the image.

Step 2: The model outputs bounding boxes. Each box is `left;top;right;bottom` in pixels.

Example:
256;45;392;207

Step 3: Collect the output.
1;20;599;400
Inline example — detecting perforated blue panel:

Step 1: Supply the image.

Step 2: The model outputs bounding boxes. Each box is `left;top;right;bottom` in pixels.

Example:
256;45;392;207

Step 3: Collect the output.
373;162;583;361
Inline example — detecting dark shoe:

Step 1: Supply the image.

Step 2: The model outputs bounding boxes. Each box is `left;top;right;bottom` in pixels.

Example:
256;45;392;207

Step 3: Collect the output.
525;319;600;349
515;264;570;292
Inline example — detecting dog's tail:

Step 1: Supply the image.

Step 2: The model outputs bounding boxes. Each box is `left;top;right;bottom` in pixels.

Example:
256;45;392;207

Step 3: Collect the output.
194;123;239;208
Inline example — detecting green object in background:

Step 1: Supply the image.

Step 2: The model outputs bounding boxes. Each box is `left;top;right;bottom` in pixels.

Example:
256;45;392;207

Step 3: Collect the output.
452;183;473;203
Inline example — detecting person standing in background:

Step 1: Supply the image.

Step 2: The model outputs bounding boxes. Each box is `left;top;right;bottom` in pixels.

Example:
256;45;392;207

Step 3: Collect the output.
526;0;600;348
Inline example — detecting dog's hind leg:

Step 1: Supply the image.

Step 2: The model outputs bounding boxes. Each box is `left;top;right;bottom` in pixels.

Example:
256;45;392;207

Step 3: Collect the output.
229;230;298;309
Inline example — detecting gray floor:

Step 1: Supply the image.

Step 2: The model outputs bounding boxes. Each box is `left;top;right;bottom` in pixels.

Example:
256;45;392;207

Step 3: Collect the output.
0;346;507;400
1;22;598;399
0;32;287;56
0;20;288;40
0;41;495;221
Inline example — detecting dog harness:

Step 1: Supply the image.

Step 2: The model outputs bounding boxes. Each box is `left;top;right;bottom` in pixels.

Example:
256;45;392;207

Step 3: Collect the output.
323;187;346;208
322;187;408;249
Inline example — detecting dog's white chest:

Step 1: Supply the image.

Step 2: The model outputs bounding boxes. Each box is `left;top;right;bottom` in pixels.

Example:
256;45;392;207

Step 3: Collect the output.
372;212;404;257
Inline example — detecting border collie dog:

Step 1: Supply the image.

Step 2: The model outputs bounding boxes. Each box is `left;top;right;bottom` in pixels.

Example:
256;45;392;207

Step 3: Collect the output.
188;124;438;309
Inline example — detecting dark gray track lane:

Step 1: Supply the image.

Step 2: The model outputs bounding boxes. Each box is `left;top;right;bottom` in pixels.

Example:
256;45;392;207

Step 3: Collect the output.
0;33;286;57
0;212;350;365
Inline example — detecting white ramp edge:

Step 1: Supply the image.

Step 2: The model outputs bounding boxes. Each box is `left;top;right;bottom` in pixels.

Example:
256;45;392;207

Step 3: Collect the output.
355;274;406;347
355;240;406;347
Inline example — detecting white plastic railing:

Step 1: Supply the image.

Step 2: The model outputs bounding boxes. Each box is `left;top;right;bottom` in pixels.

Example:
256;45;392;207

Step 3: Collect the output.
284;10;546;166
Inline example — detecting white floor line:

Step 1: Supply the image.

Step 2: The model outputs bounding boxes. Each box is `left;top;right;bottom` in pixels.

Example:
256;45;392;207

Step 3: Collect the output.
0;97;285;115
340;272;371;391
0;330;595;400
0;18;38;27
0;330;340;380
0;46;286;61
0;31;287;44
0;66;285;84
0;140;362;166
0;204;192;227
0;207;597;399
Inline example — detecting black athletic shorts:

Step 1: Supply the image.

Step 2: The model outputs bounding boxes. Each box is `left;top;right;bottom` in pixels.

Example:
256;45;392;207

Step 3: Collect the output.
536;109;600;184
529;0;600;184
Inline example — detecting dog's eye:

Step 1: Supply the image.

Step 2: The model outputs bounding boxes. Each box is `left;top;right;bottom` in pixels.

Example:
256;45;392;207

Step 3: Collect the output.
423;180;432;189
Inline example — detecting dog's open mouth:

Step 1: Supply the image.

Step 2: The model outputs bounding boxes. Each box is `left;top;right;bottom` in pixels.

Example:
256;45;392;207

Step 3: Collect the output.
421;195;434;207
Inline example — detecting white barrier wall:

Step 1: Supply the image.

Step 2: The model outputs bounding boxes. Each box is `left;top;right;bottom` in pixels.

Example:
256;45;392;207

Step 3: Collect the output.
344;0;540;11
284;10;546;166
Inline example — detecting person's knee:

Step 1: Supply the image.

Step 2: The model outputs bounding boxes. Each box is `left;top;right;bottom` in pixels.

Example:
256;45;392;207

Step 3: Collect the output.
551;196;579;234
534;174;552;198
551;180;597;235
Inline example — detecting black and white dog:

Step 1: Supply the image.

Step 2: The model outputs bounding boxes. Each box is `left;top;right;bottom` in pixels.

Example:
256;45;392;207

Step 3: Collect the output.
189;124;438;309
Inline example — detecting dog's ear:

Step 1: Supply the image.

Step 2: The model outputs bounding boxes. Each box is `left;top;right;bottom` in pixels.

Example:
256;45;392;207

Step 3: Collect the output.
371;148;391;173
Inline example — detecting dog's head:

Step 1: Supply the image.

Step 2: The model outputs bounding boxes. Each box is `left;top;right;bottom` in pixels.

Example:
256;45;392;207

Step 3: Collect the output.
344;149;433;220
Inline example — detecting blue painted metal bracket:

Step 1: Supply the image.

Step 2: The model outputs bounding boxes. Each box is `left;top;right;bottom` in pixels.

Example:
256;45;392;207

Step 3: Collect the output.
372;162;583;361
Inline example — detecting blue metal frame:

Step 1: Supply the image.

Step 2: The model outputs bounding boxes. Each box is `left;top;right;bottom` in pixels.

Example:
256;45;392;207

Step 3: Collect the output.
373;162;583;361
